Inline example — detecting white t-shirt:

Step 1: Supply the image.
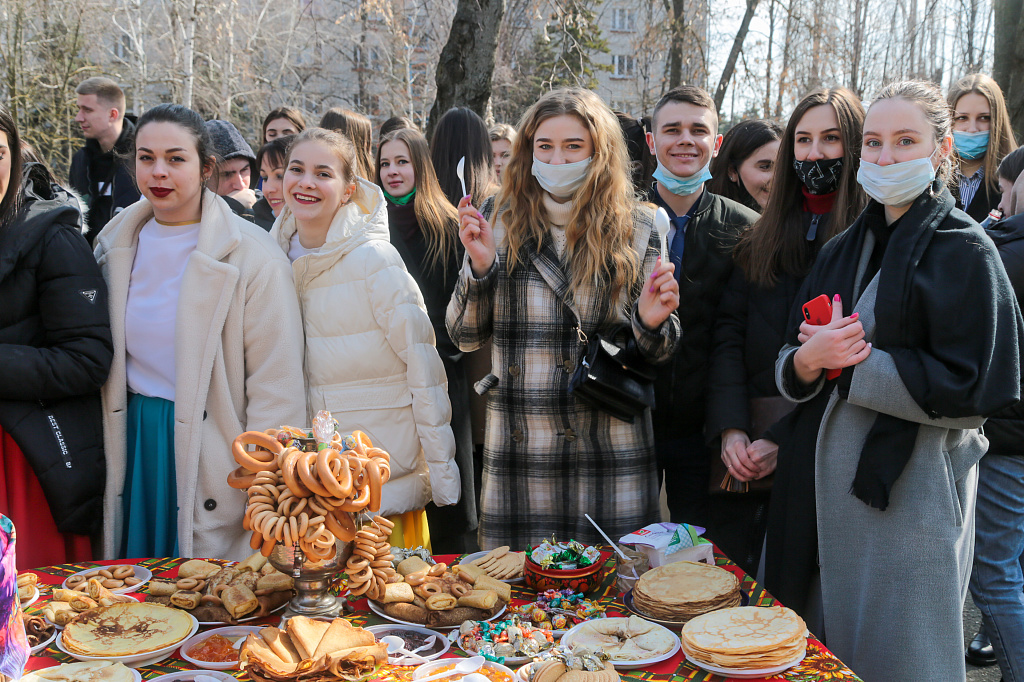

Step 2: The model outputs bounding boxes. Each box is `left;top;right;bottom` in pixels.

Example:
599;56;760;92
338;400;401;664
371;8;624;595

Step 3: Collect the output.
124;217;201;401
288;230;320;262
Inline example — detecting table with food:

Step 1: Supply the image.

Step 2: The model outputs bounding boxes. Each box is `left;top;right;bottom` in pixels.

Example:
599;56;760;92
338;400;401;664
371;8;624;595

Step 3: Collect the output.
14;414;864;682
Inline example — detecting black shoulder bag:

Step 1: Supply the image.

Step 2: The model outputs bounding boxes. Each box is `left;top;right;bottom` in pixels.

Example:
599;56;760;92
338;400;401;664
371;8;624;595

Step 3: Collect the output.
568;325;657;423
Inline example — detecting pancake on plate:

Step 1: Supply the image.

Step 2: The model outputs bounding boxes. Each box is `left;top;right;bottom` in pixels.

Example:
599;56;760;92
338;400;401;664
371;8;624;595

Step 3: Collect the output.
632;561;741;623
62;602;194;656
567;616;676;661
681;606;808;669
20;661;135;681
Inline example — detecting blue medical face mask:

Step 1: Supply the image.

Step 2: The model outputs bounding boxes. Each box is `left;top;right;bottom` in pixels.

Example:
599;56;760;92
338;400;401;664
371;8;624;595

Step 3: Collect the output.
532;156;592;196
953;130;990;161
653;158;713;197
857;148;938;207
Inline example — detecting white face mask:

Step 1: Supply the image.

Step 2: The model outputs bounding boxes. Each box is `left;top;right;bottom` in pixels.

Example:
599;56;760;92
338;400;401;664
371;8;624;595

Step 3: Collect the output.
856;150;938;207
532;156;592;196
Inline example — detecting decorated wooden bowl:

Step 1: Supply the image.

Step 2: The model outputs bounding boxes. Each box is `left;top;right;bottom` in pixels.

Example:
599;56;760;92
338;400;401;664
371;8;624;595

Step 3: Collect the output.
524;555;605;594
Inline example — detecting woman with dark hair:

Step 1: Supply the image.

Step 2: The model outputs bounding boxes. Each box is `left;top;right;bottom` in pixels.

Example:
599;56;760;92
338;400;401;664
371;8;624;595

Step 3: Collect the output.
377;127;475;552
0;103;113;569
320;109;374;180
95;103;305;560
708;119;783;212
430;107;497;206
380;116;416;140
261;107;306;145
614;113;655;194
947;74;1017;222
253;135;293;230
707;88;865;582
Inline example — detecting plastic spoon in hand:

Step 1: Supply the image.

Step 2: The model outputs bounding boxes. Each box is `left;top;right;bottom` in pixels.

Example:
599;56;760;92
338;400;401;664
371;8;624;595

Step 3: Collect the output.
417;656;485;682
654;208;671;263
457;157;468;199
380;635;430;664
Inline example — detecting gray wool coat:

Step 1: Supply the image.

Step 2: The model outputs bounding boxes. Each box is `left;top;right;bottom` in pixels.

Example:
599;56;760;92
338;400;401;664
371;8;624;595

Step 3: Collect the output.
776;232;984;682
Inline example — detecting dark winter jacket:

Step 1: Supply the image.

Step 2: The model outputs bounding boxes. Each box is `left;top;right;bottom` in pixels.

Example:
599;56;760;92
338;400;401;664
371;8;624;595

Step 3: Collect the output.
252;196;276;231
642;185;758;441
0;164;113;535
983;212;1024;458
69;119;140;245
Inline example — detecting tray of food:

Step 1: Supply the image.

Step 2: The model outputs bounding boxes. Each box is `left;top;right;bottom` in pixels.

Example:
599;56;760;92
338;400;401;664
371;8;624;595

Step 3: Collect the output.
560;615;680;669
511;589;607;635
456;616;556;665
20;661;142;681
140;553;293;624
411;658;516;682
61;564;152;595
25;613;57;654
461;547;526;583
627;561;742;626
43;580;140;628
57;602;199;666
18;572;40;608
240;615;387;681
179;625;264;670
680;606;807;678
364;624;449;665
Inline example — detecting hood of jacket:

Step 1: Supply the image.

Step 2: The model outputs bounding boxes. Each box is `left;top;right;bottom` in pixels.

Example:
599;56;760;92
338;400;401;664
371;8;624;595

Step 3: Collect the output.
272;177;390;277
986;212;1024;248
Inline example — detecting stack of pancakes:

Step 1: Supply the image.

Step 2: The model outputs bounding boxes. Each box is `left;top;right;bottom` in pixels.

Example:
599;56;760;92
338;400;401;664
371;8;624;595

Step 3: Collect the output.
681;606;808;670
632;561;741;623
62;602;195;657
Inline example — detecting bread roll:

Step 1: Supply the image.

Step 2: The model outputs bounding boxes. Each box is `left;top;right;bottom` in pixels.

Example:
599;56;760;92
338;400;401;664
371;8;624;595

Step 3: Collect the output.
177;560;221;579
147;581;178;597
457;589;497;610
381;582;415;604
425;593;457;611
170;590;202;610
396;557;430;576
474;575;511;602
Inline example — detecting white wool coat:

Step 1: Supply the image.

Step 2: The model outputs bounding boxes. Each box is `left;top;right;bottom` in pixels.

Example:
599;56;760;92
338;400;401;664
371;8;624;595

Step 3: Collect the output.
270;179;460;514
95;191;306;560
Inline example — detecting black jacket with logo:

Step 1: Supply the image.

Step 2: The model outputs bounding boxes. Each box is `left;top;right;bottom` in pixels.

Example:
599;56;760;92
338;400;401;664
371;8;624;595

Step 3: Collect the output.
0;165;113;534
642;185;759;442
69;119;141;244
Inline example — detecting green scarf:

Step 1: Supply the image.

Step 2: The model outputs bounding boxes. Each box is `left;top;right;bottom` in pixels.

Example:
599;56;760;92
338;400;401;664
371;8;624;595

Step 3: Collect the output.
383;187;416;206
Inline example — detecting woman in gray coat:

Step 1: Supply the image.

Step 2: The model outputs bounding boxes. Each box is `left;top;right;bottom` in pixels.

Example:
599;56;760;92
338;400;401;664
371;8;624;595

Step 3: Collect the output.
776;80;1022;681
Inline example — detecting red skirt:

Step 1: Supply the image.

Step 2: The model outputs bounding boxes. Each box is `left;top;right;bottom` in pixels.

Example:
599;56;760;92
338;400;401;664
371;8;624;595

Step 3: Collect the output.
0;427;91;570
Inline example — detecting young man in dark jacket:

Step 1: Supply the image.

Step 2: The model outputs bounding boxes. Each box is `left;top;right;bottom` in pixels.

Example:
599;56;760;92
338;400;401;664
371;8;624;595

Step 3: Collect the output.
644;86;759;527
70;77;140;246
205;119;263;226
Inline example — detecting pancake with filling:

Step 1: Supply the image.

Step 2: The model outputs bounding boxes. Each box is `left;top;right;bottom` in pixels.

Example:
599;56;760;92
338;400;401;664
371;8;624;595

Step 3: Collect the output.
62;602;194;656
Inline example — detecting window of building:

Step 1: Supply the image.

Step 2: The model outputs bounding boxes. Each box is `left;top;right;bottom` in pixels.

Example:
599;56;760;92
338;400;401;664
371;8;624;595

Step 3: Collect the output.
612;55;635;77
611;8;636;31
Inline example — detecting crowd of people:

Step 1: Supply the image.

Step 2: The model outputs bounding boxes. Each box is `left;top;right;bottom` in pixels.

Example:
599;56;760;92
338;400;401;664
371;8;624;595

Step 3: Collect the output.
1;72;1024;681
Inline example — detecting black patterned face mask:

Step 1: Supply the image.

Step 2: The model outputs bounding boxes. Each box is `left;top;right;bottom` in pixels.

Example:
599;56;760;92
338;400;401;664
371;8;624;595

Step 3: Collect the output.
793;157;844;195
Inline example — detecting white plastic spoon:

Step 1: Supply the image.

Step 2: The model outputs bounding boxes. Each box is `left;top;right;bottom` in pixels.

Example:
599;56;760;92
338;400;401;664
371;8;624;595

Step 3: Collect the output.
380;635;430;664
457;156;468;198
654;207;671;263
408;635;437;655
462;674;491;682
417;655;485;682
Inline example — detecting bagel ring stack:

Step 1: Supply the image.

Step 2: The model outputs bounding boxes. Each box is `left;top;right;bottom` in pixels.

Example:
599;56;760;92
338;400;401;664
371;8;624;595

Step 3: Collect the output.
228;419;392;559
345;516;398;599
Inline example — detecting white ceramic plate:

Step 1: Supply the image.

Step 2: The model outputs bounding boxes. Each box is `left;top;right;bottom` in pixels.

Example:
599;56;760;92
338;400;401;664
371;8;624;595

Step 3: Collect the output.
683;650;804;678
196;599;287;626
178;625;262;670
55;612;199;666
20;663;142;681
365;624;450;665
459;551;525;584
62;565;152;595
149;672;236;682
29;628;57;655
366;599;506;630
20;585;40;609
412;658;516;681
560;618;681;670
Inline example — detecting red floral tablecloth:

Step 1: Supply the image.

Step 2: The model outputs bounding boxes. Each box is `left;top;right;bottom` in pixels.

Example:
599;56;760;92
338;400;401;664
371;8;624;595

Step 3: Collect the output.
22;550;862;681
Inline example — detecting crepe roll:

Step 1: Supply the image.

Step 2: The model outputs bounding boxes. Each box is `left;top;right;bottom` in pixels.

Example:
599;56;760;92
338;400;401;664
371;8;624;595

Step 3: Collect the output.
147;581;179;597
256;571;293;593
17;573;38;588
52;588;81;603
69;595;98;612
454;564;487;584
457;589;498;610
381;582;415;604
52;608;78;626
396;557;430;576
221;584;259;619
178;559;222;579
237;552;268;573
170;590;202;609
42;602;74;622
87;578;115;602
425;593;457;611
474;575;511;602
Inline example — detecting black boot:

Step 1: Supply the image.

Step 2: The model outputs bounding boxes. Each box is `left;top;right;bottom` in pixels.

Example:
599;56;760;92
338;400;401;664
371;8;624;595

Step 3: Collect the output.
966;628;997;667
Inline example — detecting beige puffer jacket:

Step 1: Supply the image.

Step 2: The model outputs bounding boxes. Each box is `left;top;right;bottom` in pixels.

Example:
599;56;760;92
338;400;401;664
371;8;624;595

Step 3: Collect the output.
270;178;460;514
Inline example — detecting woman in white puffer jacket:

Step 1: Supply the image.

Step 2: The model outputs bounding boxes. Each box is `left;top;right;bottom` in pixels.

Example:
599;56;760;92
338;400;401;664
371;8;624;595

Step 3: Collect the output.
270;128;460;547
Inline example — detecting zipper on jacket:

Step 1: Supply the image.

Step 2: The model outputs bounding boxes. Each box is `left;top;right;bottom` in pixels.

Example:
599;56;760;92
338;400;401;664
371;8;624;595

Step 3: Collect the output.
806;214;821;241
39;400;74;469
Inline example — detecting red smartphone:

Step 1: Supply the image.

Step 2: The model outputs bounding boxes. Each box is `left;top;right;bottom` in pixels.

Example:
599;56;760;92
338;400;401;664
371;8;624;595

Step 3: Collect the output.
802;294;842;380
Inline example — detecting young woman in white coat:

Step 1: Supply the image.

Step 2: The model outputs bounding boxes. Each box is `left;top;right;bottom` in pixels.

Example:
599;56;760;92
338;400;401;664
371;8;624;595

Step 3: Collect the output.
271;128;459;549
94;104;306;561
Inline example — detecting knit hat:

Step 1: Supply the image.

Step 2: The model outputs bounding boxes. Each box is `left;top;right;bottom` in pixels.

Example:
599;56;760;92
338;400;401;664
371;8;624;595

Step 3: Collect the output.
205;119;256;163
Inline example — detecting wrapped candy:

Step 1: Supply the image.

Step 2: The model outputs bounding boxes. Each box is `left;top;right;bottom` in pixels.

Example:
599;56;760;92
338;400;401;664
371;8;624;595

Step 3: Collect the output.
311;410;338;449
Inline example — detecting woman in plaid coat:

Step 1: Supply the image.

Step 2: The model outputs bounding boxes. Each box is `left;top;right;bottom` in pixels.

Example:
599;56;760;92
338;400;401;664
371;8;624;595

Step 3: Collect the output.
447;89;681;549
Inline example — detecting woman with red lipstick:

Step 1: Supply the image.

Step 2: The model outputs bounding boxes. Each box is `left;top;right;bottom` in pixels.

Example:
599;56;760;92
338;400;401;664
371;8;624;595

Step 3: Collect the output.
94;104;306;561
376;128;476;552
272;127;460;549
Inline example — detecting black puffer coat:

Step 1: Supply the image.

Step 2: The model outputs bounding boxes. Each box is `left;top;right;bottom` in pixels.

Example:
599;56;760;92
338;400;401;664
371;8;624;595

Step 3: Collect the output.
0;164;113;534
983;212;1024;458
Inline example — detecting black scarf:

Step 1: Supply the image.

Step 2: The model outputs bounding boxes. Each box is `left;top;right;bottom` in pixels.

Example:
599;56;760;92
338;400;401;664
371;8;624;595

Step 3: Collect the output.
789;184;1022;510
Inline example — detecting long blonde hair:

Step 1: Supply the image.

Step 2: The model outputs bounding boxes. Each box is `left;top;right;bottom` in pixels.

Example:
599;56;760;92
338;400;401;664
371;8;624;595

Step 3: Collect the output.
947;73;1018;195
500;88;638;297
375;128;459;276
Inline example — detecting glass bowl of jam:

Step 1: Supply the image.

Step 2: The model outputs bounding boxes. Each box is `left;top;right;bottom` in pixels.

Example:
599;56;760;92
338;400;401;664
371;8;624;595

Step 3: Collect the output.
180;626;263;670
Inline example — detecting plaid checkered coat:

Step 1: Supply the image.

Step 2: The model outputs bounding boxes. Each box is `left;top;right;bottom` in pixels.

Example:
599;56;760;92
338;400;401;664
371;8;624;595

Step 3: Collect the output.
446;200;681;550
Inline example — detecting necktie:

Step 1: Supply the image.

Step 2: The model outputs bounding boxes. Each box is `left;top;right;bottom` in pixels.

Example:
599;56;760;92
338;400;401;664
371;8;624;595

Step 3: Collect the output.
669;215;689;282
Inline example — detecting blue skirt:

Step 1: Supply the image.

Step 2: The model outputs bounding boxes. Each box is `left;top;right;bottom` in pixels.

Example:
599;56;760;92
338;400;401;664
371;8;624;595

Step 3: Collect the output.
120;393;178;558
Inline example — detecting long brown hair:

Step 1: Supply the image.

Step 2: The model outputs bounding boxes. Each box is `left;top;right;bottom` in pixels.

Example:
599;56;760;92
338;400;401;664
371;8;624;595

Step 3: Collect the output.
262;107;306;144
376;128;459;277
734;88;866;287
320;108;374;181
947;73;1018;196
500;88;638;297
